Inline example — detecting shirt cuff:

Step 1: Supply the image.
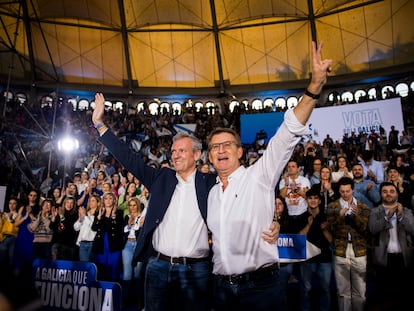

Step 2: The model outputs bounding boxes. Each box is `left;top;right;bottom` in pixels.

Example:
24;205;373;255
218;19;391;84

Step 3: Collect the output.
284;108;310;136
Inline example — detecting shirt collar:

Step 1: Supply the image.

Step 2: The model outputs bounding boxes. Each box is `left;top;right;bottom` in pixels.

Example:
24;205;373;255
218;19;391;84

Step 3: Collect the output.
176;169;196;184
216;165;245;185
339;197;357;208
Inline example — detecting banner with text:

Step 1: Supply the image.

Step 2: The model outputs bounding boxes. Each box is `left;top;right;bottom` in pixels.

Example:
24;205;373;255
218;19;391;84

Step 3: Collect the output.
307;98;404;143
278;234;321;263
33;259;122;311
240;98;404;145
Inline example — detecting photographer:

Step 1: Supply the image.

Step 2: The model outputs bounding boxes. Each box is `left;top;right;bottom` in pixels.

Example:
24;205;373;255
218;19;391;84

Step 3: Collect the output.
302;142;319;177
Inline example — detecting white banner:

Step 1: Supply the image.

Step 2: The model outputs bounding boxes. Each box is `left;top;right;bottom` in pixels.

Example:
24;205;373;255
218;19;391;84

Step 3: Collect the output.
307;98;404;143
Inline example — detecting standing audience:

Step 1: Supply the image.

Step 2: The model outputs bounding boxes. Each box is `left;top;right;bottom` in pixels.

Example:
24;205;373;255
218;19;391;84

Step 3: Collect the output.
299;188;333;311
121;197;145;308
352;163;380;208
0;198;20;268
28;199;54;260
13;190;39;277
331;156;353;183
327;177;370;311
368;181;414;310
74;193;100;261
385;165;412;209
49;196;78;260
279;159;311;232
91;192;124;281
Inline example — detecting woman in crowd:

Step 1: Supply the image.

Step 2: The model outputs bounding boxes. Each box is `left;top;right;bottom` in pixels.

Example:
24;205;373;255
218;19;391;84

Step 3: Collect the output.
388;154;408;180
111;172;123;198
0;198;20;268
310;165;339;213
386;165;412;209
74;194;101;261
101;181;113;195
307;157;323;186
121;197;145;307
49;187;63;207
28;198;54;260
92;192;124;281
96;170;108;191
331;156;353;183
118;181;139;217
49;196;79;260
13;190;39;276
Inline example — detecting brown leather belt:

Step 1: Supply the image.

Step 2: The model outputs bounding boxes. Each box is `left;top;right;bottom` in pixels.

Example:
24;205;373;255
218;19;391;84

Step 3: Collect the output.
152;251;209;265
216;263;279;284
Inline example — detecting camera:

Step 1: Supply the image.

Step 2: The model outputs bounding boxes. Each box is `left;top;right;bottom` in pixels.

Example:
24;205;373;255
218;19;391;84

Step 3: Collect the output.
308;147;314;152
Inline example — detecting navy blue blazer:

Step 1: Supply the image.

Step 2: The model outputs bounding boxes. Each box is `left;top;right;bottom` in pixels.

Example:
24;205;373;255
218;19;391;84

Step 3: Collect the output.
98;130;217;262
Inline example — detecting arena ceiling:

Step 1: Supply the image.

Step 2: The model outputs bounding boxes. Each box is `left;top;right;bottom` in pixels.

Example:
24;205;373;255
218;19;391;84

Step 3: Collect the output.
0;0;414;98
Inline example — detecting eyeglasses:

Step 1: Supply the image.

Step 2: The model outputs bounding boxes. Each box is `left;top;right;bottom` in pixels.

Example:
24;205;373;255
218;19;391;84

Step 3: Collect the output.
209;141;239;152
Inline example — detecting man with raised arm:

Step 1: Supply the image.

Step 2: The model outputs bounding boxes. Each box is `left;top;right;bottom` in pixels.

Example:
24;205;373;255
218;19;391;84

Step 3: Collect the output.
206;41;332;310
91;98;278;310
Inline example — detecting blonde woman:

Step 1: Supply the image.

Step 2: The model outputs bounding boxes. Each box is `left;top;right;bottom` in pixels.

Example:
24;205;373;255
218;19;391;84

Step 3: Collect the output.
74;194;101;261
101;181;113;195
92;192;124;281
118;181;139;217
49;196;78;260
121;197;145;307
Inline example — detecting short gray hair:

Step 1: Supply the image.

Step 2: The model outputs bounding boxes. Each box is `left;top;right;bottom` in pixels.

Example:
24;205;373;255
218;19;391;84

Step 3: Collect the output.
173;132;202;151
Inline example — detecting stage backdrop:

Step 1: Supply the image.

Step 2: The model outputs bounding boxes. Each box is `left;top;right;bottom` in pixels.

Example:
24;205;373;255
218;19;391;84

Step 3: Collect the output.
240;98;404;145
307;98;404;143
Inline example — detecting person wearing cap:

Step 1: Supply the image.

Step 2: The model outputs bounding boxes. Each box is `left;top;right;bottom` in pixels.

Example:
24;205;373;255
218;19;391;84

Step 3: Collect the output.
298;188;333;311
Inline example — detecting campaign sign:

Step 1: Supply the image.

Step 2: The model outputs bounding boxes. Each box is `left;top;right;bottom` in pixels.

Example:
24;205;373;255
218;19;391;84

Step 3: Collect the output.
32;259;122;311
278;234;306;261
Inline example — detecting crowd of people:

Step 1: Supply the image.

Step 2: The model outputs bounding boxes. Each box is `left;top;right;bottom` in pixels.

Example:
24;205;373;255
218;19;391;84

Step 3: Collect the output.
0;42;414;311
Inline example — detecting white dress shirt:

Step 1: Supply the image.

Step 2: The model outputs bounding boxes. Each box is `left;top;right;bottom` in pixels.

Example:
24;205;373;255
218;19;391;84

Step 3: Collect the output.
74;213;96;245
152;170;210;258
385;208;402;254
208;108;308;275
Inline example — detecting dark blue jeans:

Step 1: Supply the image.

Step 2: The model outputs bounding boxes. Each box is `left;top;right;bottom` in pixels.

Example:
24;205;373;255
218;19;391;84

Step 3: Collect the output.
212;267;283;311
300;261;332;311
144;256;211;311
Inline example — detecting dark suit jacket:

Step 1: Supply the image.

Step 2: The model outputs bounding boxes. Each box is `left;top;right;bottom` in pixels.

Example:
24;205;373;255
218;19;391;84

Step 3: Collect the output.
98;130;217;262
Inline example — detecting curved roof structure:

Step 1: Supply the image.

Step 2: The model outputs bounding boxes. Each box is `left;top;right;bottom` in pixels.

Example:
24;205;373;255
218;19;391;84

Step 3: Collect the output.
1;0;413;97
